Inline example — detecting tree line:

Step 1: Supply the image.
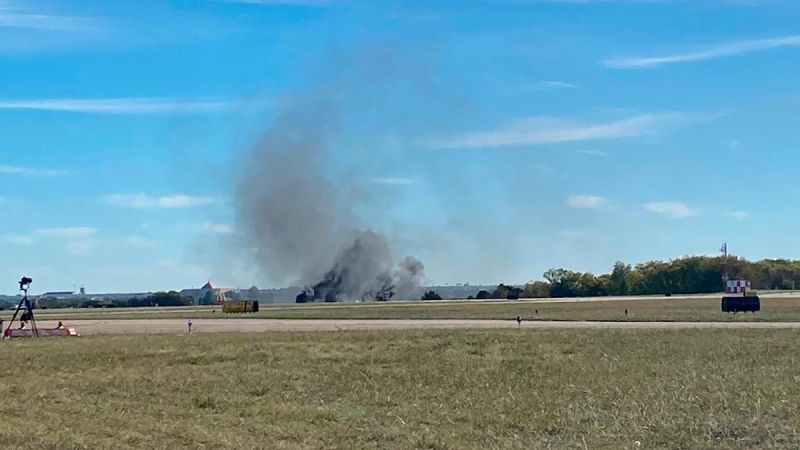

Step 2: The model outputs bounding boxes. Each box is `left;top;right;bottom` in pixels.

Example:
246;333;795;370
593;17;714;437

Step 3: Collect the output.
29;291;212;310
10;254;800;309
469;255;800;299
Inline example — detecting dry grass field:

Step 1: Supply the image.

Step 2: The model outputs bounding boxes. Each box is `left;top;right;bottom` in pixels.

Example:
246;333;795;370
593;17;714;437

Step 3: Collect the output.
0;328;799;449
11;295;800;323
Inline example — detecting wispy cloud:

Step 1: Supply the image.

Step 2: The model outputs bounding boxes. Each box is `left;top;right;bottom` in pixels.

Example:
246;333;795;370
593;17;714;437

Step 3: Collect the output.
0;165;66;176
33;227;98;238
559;228;597;239
121;236;157;248
567;195;605;209
604;35;800;69
67;240;95;255
0;97;270;115
644;201;698;218
216;0;366;5
6;226;99;251
4;234;33;245
369;177;416;185
426;112;715;149
580;149;608;157
727;211;749;221
202;223;233;234
533;163;552;172
527;80;578;90
728;139;741;151
0;1;98;31
103;194;222;209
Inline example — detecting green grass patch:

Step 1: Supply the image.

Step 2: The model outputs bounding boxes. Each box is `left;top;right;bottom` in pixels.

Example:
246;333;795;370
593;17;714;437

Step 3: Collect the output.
14;296;800;322
0;329;798;449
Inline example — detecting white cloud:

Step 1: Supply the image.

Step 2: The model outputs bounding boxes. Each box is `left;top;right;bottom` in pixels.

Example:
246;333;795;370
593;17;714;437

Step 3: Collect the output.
727;211;749;221
604;35;800;69
728;139;741;151
567;195;605;209
121;236;157;248
0;165;66;176
0;97;270;115
33;227;97;238
369;177;416;185
103;194;222;209
644;201;698;218
153;258;208;279
559;228;597;239
202;223;233;234
158;259;178;269
580;149;608;157
67;240;95;255
426;112;715;149
527;81;578;90
0;2;98;31
6;227;99;250
4;234;33;245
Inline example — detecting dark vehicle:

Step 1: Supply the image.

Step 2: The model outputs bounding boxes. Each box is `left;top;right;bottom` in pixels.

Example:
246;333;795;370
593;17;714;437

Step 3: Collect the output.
721;295;760;313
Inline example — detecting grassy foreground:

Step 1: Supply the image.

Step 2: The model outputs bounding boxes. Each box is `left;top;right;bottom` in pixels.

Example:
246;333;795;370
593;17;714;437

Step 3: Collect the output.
14;295;800;322
0;329;799;449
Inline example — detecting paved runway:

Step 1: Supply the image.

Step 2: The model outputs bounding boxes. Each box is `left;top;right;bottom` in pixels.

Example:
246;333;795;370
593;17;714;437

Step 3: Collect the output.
26;318;800;335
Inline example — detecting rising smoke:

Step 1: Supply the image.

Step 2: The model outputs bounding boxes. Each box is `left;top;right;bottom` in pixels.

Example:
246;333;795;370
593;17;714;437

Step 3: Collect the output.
233;90;425;302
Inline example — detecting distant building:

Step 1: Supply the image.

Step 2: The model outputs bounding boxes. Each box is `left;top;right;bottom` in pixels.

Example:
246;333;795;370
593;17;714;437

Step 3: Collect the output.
180;281;235;305
42;291;77;299
41;285;85;300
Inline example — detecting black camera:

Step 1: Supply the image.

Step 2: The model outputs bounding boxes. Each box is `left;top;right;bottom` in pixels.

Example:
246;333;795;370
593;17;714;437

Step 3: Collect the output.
19;277;32;290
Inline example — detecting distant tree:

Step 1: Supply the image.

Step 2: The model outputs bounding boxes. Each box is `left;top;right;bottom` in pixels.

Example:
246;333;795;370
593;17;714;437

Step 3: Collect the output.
492;283;523;300
475;290;491;300
523;281;551;298
150;291;193;307
543;268;571;285
523;253;800;299
246;286;260;300
544;268;578;298
421;290;442;301
609;261;632;296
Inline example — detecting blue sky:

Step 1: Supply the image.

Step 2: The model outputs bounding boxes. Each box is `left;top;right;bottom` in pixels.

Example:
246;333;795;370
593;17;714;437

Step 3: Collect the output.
2;0;800;294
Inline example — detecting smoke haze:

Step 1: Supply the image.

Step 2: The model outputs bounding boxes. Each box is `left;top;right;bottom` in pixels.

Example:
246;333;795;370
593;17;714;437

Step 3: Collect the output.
226;40;576;294
233;80;426;301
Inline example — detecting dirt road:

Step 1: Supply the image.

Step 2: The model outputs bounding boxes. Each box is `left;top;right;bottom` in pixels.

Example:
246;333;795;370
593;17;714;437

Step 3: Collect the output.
25;319;800;335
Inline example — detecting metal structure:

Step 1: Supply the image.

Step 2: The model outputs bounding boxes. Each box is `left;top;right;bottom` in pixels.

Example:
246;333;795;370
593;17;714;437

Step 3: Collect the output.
718;244;761;313
3;277;78;339
3;277;38;338
720;242;730;288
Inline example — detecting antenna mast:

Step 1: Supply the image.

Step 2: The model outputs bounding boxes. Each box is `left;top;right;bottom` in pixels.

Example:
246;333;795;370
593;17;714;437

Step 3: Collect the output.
720;242;729;290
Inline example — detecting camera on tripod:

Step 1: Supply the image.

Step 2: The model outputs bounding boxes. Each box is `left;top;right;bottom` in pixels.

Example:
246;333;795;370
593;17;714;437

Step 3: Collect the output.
18;277;32;291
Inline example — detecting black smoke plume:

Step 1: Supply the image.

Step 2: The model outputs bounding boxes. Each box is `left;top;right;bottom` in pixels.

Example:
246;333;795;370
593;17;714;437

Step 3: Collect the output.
296;230;424;303
233;90;425;302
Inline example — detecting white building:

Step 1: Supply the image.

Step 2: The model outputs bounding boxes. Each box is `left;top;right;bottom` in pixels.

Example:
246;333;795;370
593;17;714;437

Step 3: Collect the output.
180;281;235;305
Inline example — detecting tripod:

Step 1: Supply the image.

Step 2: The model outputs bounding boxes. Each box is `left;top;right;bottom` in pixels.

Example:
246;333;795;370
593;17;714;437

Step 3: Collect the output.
3;277;37;339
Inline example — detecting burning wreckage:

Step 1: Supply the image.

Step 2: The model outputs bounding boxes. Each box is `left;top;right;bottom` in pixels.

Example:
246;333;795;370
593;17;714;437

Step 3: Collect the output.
295;230;424;303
